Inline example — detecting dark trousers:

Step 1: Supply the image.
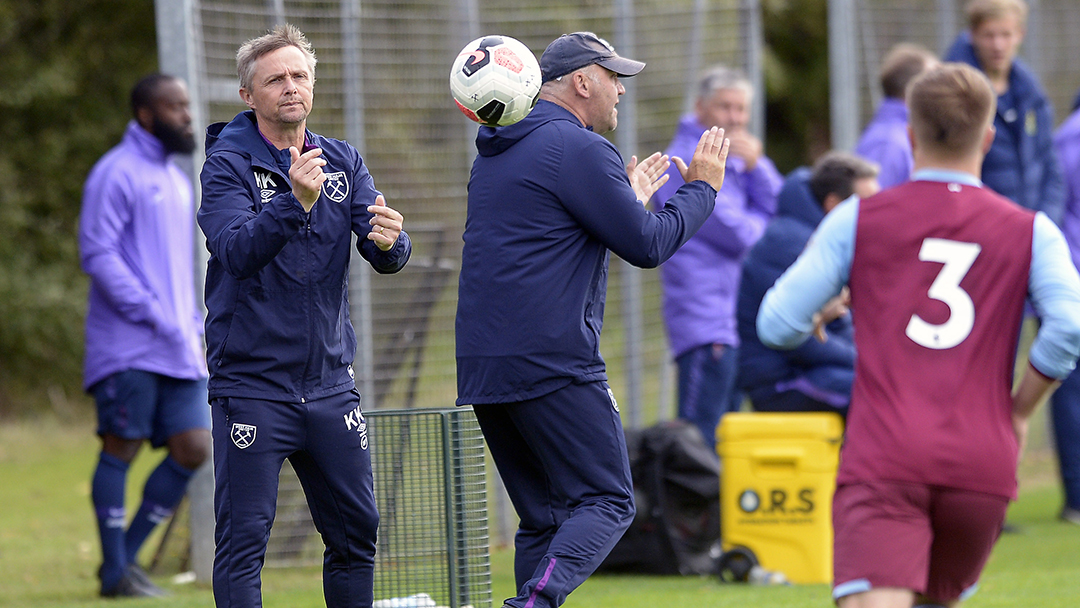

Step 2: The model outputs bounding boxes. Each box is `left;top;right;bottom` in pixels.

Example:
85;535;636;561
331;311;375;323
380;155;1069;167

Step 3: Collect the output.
211;391;377;608
1052;367;1080;510
473;381;635;608
676;343;742;451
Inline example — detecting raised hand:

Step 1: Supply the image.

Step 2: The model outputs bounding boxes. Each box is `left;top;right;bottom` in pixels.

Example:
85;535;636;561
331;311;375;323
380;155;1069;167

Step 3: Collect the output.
672;126;729;192
367;195;404;251
290;146;327;212
626;151;671;206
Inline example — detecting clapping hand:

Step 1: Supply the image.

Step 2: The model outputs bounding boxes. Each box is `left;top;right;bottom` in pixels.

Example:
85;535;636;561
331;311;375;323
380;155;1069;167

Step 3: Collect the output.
367;195;404;251
626;152;671;205
673;126;729;192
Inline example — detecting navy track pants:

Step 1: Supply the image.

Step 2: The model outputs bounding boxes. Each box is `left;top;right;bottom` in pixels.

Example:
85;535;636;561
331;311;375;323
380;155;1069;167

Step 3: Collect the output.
473;380;635;608
211;390;377;608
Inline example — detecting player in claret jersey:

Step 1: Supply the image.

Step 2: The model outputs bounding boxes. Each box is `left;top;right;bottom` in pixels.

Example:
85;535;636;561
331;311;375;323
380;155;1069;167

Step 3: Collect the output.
757;62;1080;608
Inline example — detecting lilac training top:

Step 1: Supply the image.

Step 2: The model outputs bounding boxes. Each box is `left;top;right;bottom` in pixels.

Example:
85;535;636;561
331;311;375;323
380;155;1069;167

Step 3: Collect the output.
654;114;782;356
855;98;913;189
1054;106;1080;265
79;121;207;390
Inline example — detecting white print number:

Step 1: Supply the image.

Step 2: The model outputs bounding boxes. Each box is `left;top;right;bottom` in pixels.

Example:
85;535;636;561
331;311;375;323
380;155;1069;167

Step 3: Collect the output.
905;238;981;350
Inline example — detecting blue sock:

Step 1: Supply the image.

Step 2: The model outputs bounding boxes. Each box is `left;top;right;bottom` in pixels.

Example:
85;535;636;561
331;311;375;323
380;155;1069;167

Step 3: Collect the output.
124;456;195;565
92;452;129;591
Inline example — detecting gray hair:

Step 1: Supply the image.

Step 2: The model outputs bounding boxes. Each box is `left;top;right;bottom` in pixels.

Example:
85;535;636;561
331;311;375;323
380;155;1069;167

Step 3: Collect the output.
695;65;753;103
237;23;317;92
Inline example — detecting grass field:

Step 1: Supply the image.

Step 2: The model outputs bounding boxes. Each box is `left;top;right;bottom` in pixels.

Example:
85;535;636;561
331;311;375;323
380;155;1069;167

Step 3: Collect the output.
1;416;1077;608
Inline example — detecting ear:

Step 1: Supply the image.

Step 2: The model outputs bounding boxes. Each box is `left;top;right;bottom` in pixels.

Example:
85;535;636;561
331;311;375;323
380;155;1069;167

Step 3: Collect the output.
572;70;592;99
135;106;154;131
239;87;256;111
822;192;842;214
981;124;996;155
907;124;916;155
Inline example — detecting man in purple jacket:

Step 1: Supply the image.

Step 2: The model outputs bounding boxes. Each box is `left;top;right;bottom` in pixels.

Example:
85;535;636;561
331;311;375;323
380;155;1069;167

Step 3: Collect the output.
79;74;210;598
654;65;782;450
1051;92;1080;525
855;43;937;188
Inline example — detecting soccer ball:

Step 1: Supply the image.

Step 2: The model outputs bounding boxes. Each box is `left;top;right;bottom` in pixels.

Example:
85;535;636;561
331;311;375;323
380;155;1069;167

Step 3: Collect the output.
449;35;542;127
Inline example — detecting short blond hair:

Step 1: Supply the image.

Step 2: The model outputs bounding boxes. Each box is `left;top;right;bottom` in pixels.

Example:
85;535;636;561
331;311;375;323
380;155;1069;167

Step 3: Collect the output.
237;23;317;92
907;62;996;156
965;0;1028;30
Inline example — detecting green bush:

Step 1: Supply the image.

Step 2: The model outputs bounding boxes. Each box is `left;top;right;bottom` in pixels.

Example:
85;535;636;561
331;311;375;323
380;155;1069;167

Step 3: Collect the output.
0;0;156;416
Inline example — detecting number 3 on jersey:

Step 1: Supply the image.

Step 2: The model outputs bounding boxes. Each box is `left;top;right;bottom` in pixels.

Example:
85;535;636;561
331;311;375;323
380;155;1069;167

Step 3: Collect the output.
905;238;982;350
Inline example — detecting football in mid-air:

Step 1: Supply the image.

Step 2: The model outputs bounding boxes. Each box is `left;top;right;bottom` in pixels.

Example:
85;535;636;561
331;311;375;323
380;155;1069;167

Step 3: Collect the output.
449;35;541;127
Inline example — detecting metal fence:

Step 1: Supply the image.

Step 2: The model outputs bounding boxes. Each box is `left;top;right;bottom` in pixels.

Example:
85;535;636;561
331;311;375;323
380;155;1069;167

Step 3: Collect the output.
181;0;756;428
158;0;761;582
211;408;491;608
831;0;1080;150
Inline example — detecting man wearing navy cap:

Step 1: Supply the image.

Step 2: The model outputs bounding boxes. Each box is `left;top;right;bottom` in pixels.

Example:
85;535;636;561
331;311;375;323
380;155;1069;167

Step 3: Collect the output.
456;31;730;608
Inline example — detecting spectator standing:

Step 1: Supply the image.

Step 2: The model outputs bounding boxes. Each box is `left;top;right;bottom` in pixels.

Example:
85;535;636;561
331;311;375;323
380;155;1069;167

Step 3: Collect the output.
737;152;880;417
456;32;729;608
856;43;937;188
944;0;1064;223
759;63;1080;608
654;65;783;450
79;73;210;598
1051;91;1080;525
198;25;411;608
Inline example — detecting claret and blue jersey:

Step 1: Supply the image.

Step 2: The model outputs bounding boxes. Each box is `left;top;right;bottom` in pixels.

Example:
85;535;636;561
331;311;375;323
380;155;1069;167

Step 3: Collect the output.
758;169;1080;499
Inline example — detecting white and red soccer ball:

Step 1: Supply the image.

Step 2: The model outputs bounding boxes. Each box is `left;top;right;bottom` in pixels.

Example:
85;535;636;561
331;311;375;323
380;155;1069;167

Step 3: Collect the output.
449;35;541;127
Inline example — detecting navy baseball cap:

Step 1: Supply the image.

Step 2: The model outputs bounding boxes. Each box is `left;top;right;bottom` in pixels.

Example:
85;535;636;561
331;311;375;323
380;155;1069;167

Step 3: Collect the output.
540;32;646;83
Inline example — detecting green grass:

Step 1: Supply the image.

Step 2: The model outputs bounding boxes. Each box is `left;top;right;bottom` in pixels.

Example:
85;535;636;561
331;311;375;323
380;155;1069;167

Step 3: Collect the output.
1;417;1077;607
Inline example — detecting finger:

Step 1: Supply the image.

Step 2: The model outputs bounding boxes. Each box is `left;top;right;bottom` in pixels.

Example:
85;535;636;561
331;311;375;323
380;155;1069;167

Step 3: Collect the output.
694;126;718;158
717;137;731;162
290;146;300;163
299;147;324;161
649;159;671;181
713;128;727;152
640;151;663;168
626;155;639;173
672;156;689;179
653;173;670;190
367;204;403;223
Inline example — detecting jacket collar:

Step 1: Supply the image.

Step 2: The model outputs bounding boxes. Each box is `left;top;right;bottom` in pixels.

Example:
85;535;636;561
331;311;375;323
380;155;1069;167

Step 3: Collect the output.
205;111;318;174
123;120;169;163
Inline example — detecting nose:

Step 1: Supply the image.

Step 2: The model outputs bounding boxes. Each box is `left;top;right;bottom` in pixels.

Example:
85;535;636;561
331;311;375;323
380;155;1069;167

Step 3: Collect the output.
617;80;626;95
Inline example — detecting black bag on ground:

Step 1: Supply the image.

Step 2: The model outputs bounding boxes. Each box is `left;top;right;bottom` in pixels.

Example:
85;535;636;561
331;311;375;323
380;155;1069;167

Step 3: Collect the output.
598;419;721;575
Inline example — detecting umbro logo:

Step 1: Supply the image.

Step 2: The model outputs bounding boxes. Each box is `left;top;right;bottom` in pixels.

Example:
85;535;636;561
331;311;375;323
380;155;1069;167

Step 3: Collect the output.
344;405;368;450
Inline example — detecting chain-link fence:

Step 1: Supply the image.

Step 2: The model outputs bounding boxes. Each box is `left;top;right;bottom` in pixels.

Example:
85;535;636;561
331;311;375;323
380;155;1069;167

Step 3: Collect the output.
832;0;1080;150
189;0;756;427
158;0;762;580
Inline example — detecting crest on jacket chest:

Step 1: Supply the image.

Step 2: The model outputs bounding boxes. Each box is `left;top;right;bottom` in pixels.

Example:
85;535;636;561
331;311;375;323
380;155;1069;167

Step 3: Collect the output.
322;171;349;202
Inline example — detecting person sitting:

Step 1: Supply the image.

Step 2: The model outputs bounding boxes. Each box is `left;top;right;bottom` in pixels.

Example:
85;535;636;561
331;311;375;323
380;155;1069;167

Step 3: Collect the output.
736;152;880;417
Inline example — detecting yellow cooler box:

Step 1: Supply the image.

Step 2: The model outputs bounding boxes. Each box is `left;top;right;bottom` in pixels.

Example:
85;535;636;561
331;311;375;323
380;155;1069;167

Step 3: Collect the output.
717;412;844;584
